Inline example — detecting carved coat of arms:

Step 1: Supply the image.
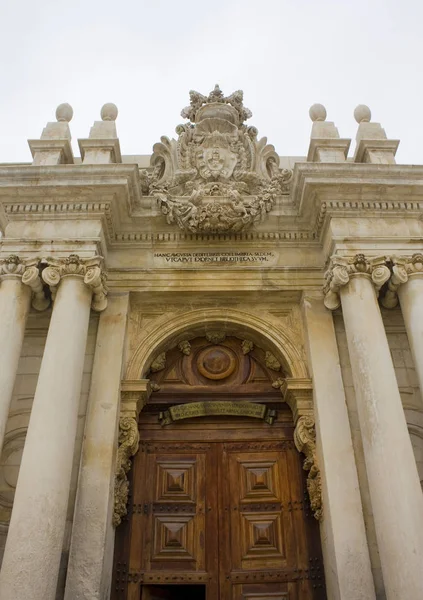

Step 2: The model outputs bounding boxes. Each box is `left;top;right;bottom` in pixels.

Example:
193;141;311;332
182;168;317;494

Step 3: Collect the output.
141;85;292;234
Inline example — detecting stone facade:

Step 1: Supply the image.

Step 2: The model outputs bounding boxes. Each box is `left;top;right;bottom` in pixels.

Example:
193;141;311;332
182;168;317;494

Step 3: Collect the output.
0;88;422;599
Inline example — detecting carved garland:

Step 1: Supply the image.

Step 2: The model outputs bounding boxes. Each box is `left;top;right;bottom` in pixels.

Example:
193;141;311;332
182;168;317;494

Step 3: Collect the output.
113;416;140;527
294;416;322;521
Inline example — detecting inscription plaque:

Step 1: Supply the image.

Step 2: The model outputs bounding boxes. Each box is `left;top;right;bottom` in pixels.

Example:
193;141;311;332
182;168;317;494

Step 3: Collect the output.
159;401;277;426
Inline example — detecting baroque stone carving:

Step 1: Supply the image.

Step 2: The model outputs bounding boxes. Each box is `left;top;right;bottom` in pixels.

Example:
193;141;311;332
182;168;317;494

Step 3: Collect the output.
205;330;226;344
42;254;107;311
177;340;191;355
265;351;281;371
241;339;254;354
150;352;166;372
0;255;49;311
113;416;140;527
294;416;322;521
382;253;423;308
323;254;390;310
142;85;293;233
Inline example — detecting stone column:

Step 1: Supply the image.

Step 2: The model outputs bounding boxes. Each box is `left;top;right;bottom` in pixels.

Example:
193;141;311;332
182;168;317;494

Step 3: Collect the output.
0;255;48;453
382;253;423;396
64;294;129;600
302;293;376;600
0;255;107;600
324;254;423;599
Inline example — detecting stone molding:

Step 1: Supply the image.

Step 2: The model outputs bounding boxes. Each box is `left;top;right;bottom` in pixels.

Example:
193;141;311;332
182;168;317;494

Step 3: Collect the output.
382;253;423;308
113;379;151;527
323;254;391;310
294;416;322;521
0;255;49;311
42;254;108;312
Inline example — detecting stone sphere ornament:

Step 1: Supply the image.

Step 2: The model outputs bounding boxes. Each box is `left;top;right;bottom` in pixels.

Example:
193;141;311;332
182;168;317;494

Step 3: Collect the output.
101;103;118;121
309;103;327;122
354;104;371;124
55;103;73;122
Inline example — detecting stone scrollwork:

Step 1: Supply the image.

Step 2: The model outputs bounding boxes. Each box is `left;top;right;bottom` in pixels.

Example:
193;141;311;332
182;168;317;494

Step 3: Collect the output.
382;253;423;308
323;254;390;310
142;85;293;234
0;254;49;311
294;416;322;521
113;416;140;528
42;254;108;311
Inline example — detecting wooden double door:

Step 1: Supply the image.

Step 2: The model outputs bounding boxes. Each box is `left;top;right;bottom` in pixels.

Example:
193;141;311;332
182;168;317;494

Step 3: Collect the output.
115;420;325;600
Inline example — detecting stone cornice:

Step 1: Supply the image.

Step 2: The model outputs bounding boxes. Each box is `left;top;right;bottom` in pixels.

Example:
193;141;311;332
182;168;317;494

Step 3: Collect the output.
323;254;391;310
1;162;423;249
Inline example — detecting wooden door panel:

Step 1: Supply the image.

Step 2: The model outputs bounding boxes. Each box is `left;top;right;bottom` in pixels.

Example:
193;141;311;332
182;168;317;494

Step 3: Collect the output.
145;451;205;572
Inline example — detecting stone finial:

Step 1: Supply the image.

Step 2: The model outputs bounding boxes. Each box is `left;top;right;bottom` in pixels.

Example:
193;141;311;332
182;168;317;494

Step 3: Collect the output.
55;103;73;123
353;104;399;164
78;103;121;164
101;103;118;122
307;104;350;163
354;104;371;124
28;103;74;165
309;103;327;122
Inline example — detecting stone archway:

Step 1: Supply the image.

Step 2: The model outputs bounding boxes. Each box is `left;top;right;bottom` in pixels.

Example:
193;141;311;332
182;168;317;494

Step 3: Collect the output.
115;308;322;532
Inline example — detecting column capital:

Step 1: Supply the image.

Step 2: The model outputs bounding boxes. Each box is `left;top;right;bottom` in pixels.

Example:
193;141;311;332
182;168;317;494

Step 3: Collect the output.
0;255;49;311
323;254;390;310
42;254;108;311
382;253;423;308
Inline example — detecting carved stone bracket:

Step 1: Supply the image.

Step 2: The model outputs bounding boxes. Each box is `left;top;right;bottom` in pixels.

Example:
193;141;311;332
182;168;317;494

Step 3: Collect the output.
265;351;281;371
0;255;49;311
113;379;151;527
381;253;423;308
323;254;390;310
42;254;108;311
177;340;191;355
294;416;322;521
150;352;166;372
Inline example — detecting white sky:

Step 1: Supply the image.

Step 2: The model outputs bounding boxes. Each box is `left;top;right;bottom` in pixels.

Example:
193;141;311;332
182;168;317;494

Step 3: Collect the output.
1;0;422;164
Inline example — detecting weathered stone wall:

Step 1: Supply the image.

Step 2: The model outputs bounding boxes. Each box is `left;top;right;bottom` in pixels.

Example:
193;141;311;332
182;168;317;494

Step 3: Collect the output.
334;306;423;599
0;308;98;584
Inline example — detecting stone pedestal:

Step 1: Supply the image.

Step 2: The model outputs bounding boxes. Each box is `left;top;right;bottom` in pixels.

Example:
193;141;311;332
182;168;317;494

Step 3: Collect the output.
302;294;375;600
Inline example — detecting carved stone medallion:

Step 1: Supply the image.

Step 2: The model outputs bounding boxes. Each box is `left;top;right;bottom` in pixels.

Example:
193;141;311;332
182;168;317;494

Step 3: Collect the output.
197;346;236;380
141;85;293;234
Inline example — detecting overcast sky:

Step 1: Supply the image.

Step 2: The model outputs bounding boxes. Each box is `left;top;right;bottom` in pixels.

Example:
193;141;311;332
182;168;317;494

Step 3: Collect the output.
1;0;422;164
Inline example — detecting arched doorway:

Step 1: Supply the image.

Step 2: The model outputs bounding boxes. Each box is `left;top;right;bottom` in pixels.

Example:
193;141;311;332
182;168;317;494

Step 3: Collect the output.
113;335;325;600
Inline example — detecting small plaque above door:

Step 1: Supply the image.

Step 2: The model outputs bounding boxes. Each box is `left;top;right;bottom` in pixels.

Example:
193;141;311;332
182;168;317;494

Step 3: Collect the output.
159;401;277;426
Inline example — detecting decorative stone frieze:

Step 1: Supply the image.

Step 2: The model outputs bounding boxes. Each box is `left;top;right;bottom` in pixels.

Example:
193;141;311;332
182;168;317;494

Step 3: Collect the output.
294;416;322;521
143;85;293;234
42;254;107;311
382;253;423;308
0;255;49;311
113;380;151;527
323;254;390;310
